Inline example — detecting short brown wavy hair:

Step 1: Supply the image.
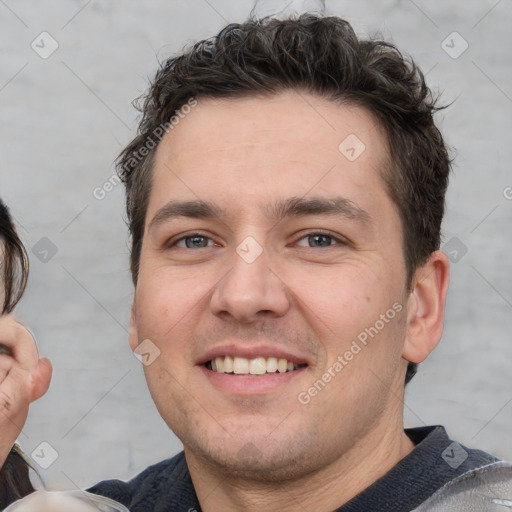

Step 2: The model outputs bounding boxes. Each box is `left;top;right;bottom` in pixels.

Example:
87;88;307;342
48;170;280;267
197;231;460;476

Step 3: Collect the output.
117;15;452;383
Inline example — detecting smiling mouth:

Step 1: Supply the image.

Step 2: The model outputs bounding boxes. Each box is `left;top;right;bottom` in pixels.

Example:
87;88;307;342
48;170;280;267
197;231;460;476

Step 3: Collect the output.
205;356;307;376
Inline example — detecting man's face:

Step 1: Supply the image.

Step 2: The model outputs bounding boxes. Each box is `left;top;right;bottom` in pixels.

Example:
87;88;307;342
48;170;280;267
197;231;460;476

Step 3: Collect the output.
131;91;412;479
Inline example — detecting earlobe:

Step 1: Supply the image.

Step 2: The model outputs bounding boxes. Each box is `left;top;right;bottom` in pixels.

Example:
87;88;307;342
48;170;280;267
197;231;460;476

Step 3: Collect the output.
129;302;139;352
402;250;450;364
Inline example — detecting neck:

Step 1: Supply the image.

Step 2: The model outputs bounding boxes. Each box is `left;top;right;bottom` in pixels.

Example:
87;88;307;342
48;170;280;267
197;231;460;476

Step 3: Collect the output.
185;420;415;512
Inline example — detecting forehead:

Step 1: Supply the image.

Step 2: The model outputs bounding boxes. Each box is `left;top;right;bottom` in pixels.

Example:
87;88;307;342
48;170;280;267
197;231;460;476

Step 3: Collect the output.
148;91;392;221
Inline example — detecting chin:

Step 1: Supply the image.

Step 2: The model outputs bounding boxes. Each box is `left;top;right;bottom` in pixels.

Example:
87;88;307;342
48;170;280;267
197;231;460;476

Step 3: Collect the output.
183;427;325;483
203;447;316;482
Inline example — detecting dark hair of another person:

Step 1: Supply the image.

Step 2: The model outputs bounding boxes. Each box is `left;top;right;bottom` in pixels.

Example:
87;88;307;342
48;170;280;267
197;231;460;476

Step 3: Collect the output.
0;201;28;315
116;14;452;384
0;199;34;509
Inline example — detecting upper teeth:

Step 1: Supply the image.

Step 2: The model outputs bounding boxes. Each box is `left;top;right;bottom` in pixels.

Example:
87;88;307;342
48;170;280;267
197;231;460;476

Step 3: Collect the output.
209;356;300;375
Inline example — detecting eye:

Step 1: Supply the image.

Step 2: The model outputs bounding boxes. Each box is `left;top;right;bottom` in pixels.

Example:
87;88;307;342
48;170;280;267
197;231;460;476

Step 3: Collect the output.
173;234;216;249
295;232;345;248
0;343;13;357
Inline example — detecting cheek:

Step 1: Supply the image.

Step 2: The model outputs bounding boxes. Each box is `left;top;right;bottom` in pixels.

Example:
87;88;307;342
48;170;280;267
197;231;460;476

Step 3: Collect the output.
285;260;389;327
283;260;405;367
136;262;211;339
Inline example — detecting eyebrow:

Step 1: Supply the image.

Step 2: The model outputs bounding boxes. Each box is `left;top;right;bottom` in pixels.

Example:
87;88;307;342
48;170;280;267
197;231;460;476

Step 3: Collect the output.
267;196;372;226
149;196;372;230
149;200;225;230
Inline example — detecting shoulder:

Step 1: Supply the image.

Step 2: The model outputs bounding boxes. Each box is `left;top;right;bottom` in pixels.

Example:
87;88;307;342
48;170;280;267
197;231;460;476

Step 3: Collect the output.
87;451;200;511
405;425;500;473
411;461;512;511
404;426;511;511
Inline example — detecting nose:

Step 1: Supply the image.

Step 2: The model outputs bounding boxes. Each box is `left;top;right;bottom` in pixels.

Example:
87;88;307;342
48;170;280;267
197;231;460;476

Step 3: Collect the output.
209;244;291;324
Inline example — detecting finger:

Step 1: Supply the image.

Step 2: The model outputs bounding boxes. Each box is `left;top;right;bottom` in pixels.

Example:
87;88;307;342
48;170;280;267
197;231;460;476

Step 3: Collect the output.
0;367;30;430
0;315;40;369
0;353;35;468
30;357;52;402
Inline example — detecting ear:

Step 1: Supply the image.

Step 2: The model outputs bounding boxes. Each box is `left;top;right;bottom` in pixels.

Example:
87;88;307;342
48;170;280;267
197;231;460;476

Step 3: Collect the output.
402;250;450;364
129;301;139;352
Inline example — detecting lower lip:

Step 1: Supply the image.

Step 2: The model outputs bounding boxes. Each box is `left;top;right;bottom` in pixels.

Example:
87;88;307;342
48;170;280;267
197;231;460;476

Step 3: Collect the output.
198;365;307;395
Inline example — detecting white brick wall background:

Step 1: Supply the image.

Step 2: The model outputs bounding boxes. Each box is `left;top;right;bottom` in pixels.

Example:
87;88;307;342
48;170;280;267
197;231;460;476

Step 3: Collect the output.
0;0;511;490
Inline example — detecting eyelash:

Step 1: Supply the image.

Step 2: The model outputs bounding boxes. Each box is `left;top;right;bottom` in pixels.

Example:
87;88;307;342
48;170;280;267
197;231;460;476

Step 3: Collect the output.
169;231;347;249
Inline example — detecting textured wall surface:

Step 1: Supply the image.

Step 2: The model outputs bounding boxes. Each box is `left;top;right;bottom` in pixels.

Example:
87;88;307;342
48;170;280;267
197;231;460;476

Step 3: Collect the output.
0;0;511;489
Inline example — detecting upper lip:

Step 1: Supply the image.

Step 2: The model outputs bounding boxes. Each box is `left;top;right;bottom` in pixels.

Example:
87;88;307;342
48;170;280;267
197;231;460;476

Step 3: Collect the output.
197;344;310;366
